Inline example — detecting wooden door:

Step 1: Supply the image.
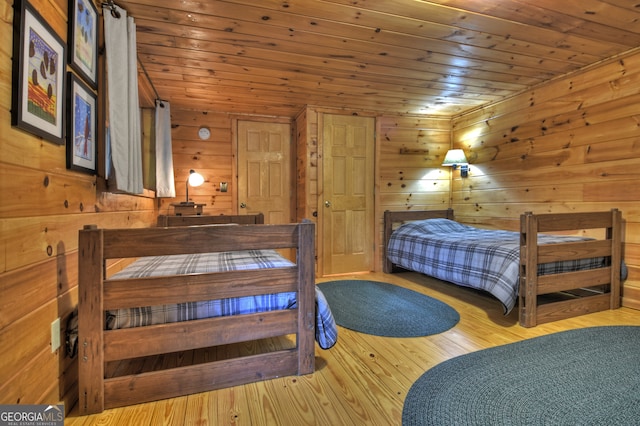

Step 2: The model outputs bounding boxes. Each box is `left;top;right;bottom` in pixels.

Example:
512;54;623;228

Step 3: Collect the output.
321;114;375;275
237;121;293;224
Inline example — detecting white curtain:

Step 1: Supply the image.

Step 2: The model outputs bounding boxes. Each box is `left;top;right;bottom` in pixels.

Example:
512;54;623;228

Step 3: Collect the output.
155;100;176;197
103;5;143;194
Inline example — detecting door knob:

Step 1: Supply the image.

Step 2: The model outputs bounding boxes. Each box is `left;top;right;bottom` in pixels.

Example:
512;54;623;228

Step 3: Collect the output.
324;200;331;207
240;203;246;208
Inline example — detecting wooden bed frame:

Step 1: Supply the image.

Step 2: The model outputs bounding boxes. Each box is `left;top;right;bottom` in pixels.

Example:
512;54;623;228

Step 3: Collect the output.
383;209;622;328
78;214;315;414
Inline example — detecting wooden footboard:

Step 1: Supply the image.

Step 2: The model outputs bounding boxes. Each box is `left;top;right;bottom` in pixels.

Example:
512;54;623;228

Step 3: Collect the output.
77;216;315;414
519;209;622;327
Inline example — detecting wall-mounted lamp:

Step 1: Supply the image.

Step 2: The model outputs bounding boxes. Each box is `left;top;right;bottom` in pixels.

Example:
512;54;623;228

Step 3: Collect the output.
183;169;205;204
442;149;469;177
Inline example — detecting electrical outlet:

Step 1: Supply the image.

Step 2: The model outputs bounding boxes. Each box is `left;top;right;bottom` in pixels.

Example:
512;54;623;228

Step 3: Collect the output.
51;318;61;352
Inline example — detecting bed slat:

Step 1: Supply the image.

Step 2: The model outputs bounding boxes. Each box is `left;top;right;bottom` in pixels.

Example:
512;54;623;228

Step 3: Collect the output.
103;349;299;410
103;224;301;258
533;293;611;325
104;310;298;360
534;239;612;263
531;211;613;232
536;268;611;295
104;268;298;309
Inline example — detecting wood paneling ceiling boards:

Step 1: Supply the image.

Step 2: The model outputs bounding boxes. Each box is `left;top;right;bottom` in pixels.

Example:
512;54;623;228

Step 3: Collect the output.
118;0;640;117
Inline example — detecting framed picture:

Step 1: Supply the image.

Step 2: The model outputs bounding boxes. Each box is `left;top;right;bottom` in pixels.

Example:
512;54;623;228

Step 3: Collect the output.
68;0;98;88
66;73;97;174
11;0;66;145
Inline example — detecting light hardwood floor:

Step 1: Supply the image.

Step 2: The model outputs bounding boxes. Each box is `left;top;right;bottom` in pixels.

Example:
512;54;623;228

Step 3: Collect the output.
64;272;640;425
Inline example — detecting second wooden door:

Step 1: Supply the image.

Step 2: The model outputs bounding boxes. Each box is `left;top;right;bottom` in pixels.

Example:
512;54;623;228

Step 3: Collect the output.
321;114;375;275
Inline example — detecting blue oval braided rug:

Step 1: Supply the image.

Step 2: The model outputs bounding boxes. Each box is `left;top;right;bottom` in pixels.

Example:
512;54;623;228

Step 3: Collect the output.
317;280;459;337
402;326;640;425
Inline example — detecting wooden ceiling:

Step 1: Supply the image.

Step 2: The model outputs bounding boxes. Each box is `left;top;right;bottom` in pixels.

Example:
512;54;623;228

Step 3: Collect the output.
115;0;640;118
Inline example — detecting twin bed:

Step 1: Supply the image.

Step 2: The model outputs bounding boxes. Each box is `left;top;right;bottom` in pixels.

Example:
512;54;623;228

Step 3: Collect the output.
77;214;337;415
384;209;622;328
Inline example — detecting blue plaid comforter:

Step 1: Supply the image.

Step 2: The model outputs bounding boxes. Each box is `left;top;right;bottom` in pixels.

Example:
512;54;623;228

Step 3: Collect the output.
387;219;606;314
107;250;338;349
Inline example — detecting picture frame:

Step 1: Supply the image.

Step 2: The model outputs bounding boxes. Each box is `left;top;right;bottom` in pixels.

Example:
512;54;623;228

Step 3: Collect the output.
11;0;66;145
68;0;98;88
66;73;97;175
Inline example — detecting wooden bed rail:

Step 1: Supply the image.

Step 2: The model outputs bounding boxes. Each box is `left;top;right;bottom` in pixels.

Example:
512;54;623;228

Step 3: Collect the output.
99;222;306;258
519;208;622;327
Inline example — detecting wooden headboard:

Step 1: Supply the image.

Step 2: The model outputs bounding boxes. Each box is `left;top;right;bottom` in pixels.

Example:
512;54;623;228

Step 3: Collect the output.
157;213;265;227
383;209;454;273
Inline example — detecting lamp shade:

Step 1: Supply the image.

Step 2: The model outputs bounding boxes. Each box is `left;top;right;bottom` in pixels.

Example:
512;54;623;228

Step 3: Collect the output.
188;170;205;187
442;149;468;166
183;169;205;204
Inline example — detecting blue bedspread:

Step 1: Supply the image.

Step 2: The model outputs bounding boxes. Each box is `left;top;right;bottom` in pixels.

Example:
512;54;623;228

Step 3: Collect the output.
387;219;606;314
107;250;338;349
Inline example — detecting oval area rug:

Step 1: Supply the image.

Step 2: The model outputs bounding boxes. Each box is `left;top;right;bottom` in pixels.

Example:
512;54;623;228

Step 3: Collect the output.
402;326;640;426
317;280;459;337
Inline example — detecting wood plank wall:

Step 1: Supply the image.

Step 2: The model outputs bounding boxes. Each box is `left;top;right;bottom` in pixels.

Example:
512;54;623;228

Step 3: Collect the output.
156;110;235;215
0;0;158;410
0;0;239;405
377;115;451;213
451;49;640;309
